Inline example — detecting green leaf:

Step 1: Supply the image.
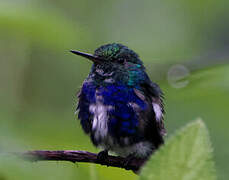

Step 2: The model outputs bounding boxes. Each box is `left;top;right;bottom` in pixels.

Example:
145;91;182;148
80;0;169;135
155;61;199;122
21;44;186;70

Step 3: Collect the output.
139;119;217;180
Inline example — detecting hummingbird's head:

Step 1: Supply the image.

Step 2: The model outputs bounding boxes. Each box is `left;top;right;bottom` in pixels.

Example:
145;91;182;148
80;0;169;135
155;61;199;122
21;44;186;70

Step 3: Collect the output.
71;43;146;85
71;43;143;67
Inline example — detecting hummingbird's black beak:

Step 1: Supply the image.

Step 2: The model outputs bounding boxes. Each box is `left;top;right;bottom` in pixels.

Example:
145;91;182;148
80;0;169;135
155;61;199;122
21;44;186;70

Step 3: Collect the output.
70;50;102;63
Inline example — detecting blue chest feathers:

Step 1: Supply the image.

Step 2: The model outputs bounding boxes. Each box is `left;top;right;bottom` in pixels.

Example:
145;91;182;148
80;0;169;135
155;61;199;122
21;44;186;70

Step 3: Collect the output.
77;82;147;147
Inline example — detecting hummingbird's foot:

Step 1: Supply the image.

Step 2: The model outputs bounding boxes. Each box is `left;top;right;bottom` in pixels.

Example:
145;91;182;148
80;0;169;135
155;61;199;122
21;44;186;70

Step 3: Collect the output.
123;155;147;173
96;150;109;165
122;154;137;170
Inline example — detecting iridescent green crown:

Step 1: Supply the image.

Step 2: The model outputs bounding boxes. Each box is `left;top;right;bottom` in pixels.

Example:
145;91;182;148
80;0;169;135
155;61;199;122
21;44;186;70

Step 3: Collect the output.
94;43;142;64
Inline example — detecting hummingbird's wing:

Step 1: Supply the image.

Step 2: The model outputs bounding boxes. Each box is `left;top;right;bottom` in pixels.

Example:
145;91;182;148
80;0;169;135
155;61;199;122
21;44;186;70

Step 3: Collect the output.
134;81;166;148
76;82;96;135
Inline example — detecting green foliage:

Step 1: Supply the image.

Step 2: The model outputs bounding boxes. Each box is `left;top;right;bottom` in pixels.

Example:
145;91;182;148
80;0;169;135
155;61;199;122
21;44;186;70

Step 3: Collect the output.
139;120;216;180
0;2;86;50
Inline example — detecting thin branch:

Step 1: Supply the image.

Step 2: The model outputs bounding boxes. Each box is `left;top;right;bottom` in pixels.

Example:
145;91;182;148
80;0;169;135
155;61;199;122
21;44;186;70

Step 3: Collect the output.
17;150;146;172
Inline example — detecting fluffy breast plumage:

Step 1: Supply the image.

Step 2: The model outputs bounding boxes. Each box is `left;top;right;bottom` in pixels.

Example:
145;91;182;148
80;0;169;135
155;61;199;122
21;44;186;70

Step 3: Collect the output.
77;80;165;158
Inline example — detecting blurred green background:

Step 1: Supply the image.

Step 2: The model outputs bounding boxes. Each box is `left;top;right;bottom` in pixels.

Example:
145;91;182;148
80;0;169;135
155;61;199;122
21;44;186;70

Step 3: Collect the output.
0;0;229;179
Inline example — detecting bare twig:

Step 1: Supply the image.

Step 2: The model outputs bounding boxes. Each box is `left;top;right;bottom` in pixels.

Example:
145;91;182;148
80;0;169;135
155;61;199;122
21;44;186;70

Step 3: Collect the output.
17;150;146;172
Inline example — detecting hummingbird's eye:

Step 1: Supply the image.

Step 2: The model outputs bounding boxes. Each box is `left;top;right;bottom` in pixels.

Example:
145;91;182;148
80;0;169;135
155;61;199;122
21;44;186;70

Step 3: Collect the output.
117;58;125;64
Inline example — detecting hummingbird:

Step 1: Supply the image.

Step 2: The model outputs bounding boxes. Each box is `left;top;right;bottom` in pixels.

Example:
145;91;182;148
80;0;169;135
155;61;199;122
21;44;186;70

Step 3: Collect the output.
71;43;166;163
